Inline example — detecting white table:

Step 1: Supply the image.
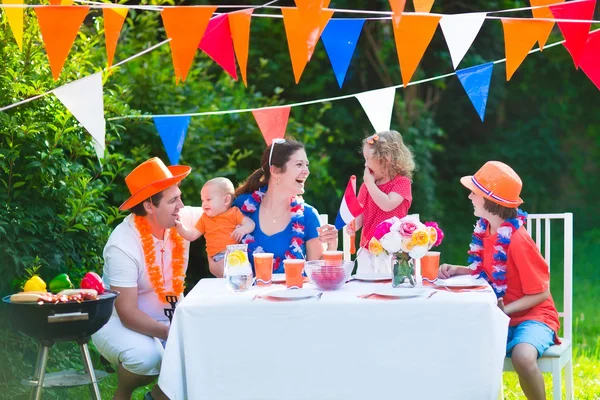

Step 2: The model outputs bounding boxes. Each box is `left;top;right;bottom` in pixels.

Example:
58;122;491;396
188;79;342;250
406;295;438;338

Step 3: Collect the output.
159;278;509;400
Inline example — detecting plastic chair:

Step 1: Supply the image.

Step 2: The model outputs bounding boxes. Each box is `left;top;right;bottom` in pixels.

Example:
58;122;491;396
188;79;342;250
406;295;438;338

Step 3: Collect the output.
502;212;574;399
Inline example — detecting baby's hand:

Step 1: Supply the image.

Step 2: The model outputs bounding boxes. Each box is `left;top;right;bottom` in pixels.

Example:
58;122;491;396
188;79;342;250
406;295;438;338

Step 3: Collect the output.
231;226;245;242
174;214;182;227
346;224;356;236
363;167;375;186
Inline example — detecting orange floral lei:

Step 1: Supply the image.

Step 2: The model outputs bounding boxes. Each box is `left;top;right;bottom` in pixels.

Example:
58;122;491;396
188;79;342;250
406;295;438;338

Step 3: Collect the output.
133;215;186;304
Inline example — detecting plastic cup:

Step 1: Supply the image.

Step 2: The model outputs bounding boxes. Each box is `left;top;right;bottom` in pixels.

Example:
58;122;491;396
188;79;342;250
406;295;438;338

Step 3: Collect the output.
254;253;274;287
421;251;440;282
322;251;343;265
283;259;305;289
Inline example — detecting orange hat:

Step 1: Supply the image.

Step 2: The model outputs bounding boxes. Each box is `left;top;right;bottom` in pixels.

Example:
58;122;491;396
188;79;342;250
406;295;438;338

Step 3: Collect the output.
119;157;191;211
460;161;523;208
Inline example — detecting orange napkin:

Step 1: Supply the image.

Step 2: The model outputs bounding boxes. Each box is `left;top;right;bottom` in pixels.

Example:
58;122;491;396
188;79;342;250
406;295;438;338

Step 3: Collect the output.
433;285;490;293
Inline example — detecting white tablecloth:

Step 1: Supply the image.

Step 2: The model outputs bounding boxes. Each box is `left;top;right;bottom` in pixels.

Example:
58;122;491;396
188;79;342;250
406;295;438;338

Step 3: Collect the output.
159;278;509;400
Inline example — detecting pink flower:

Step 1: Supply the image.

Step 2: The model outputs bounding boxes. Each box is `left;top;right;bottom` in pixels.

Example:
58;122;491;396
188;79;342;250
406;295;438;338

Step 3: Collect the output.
425;222;444;247
373;221;393;240
399;221;418;238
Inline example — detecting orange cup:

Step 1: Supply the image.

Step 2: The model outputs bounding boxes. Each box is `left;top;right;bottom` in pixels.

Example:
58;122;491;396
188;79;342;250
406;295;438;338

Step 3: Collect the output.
421;251;440;282
322;251;343;266
254;253;274;287
283;259;305;289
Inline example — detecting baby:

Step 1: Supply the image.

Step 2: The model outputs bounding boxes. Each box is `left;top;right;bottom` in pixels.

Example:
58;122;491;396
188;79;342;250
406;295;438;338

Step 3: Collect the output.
175;177;255;277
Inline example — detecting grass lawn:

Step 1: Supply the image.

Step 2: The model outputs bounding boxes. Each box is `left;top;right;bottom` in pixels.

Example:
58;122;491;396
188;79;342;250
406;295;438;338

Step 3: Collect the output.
2;233;599;399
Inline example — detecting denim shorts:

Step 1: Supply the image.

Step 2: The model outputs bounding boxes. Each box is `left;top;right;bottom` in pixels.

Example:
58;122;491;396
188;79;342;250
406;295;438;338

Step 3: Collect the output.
506;320;555;358
212;251;226;262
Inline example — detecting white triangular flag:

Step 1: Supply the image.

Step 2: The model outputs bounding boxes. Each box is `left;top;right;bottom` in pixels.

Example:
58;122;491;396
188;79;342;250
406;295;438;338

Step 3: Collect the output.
440;13;487;70
355;87;396;133
53;73;106;159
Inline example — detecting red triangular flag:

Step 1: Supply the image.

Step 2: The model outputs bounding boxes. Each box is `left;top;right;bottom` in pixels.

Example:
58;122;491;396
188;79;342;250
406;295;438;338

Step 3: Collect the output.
199;14;238;80
550;0;596;68
252;107;291;144
564;30;600;90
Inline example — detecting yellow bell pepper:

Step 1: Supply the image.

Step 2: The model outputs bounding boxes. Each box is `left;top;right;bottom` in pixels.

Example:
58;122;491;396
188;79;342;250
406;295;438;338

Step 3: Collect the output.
24;275;47;292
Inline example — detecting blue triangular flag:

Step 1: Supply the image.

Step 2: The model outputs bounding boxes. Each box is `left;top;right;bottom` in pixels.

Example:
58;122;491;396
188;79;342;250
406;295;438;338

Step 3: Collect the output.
153;116;191;165
321;19;365;88
456;62;494;122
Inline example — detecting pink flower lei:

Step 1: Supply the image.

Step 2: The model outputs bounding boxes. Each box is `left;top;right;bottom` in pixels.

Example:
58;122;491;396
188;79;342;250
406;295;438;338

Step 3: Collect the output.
468;209;527;298
240;186;305;271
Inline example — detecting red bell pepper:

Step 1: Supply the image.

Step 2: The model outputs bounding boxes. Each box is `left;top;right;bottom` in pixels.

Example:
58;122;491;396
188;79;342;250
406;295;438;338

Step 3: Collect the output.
80;271;105;294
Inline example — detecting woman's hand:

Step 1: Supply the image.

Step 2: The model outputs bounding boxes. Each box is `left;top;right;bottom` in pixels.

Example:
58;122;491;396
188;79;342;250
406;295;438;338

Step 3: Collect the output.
317;224;338;250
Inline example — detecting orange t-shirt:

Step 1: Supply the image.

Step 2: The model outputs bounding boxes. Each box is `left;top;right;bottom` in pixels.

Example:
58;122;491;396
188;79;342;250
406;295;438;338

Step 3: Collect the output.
195;207;245;257
482;226;560;335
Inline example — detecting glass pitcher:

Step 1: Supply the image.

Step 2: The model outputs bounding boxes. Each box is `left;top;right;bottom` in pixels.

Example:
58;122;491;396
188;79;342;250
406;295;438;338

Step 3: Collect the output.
224;244;254;292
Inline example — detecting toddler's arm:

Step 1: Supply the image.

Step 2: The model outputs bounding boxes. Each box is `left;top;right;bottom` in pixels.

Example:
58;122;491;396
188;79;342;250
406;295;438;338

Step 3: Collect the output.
231;216;255;242
363;168;405;212
175;216;203;241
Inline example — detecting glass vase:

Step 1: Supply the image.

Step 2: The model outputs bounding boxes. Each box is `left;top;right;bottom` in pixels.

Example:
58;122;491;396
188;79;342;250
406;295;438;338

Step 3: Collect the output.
391;253;415;288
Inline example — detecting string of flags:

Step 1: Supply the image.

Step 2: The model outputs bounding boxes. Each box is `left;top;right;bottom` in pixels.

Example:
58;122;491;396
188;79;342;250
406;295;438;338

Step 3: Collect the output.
1;0;599;164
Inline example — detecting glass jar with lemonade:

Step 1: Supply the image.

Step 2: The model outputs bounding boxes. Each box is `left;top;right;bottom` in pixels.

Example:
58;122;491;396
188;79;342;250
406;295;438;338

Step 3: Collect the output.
224;244;254;292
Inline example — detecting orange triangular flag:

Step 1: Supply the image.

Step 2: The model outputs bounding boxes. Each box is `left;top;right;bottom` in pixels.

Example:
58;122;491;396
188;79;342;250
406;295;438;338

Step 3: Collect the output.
282;6;333;83
413;0;435;13
295;0;331;9
229;8;253;87
103;8;128;68
391;14;440;86
49;0;74;5
530;0;565;49
35;6;90;80
252;107;291;145
2;0;24;50
161;6;216;83
389;0;406;26
501;19;548;80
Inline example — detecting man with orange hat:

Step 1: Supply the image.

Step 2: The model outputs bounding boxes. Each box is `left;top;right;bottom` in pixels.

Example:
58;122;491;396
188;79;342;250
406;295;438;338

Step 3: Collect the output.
92;157;202;400
439;161;560;400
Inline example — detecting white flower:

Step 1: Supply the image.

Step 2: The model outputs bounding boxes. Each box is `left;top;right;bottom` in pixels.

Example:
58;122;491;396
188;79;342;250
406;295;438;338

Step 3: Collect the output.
380;231;403;253
408;245;428;259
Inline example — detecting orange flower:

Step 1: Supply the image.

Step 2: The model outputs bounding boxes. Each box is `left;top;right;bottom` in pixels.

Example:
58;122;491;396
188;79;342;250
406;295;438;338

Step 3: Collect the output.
412;229;430;247
134;215;186;304
368;237;384;255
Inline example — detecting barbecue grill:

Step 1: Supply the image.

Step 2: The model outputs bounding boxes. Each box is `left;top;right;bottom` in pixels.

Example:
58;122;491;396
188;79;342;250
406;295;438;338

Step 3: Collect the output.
3;290;119;400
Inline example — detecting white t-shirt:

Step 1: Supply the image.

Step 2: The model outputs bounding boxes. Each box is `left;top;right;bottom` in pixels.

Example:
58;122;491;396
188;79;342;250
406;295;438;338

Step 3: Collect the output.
102;207;203;322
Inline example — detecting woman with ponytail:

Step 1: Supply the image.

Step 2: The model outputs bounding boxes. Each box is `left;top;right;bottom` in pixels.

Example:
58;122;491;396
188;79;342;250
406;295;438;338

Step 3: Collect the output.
233;138;338;273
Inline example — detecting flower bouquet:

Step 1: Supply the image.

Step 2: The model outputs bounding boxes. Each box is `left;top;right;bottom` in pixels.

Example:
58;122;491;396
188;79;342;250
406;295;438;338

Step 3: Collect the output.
368;216;444;287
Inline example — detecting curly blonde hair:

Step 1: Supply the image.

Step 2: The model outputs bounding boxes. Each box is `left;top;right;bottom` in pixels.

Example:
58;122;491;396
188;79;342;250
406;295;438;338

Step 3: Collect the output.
362;130;415;180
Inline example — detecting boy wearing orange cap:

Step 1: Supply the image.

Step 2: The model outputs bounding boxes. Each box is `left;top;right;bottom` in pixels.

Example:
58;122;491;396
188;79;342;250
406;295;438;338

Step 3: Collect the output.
92;157;202;400
439;161;560;400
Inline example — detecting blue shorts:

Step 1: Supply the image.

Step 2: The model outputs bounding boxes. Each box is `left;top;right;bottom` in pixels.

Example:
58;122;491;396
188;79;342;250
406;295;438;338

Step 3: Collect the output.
506;320;555;359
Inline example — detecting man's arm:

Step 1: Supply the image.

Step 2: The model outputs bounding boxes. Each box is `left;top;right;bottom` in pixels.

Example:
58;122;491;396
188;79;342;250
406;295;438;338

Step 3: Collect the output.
112;286;169;341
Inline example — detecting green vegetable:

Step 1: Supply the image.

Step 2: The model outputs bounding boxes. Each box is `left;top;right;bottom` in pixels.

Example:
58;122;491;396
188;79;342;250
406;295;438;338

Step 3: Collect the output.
49;273;74;294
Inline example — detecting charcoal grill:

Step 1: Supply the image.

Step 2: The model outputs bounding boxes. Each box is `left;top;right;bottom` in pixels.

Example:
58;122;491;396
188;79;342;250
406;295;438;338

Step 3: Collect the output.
2;290;118;400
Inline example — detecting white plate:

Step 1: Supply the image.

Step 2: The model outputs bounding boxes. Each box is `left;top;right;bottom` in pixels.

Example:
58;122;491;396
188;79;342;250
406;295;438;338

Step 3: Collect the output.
352;273;391;282
271;273;286;283
436;277;486;288
265;289;322;300
372;287;427;298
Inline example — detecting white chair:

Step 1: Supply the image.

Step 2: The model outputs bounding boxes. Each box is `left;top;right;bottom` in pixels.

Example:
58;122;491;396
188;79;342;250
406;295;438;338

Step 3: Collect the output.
502;212;574;400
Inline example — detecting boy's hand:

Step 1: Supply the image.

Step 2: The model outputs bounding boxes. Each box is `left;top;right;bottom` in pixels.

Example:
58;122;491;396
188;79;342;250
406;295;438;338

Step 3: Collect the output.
231;226;246;242
497;297;506;314
438;263;457;279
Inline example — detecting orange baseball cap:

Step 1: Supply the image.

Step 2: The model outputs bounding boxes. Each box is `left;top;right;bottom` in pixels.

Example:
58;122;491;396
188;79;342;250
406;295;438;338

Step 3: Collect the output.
119;157;191;211
460;161;523;208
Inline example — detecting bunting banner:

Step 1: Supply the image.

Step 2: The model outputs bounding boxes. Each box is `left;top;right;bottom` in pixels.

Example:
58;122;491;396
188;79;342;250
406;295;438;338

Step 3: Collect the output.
161;6;217;83
456;62;494;122
282;4;334;83
391;14;441;86
413;0;435;13
229;8;253;87
321;19;365;89
103;8;128;68
529;0;565;50
356;87;396;132
295;0;331;9
34;6;90;80
565;30;600;90
440;13;486;70
252;106;291;144
199;14;238;80
2;0;23;50
550;0;596;68
502;19;548;81
154;116;191;165
53;73;105;159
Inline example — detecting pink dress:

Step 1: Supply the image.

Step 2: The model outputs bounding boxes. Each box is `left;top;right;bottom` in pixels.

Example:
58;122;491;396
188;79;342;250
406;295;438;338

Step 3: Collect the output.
358;175;412;248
